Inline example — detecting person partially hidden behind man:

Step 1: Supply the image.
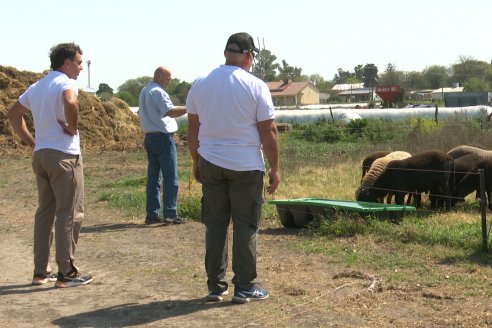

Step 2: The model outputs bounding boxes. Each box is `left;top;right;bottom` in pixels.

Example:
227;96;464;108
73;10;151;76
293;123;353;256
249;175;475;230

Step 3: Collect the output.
138;66;187;225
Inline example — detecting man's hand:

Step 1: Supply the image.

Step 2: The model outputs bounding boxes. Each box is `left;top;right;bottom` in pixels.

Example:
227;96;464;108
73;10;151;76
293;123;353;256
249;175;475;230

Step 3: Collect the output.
57;119;76;135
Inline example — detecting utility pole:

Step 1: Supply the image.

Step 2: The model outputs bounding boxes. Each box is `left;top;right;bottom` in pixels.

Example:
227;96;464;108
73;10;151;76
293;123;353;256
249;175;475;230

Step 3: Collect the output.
86;60;91;88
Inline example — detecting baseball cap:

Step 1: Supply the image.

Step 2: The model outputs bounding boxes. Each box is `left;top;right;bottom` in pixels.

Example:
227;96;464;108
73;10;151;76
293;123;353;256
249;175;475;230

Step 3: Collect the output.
225;32;259;54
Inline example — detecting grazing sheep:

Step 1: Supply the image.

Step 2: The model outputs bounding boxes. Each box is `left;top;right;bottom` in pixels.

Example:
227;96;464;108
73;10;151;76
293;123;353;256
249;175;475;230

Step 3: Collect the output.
357;150;454;210
453;158;492;210
451;153;492;188
356;151;411;200
442;152;492;206
361;151;391;181
447;145;489;159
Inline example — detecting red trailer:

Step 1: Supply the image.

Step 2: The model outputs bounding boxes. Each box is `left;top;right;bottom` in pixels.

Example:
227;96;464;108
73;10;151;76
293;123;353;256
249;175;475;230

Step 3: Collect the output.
376;85;401;103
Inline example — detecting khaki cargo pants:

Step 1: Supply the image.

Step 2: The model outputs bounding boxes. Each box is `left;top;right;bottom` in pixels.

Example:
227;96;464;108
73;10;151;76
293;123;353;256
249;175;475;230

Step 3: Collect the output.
32;149;84;276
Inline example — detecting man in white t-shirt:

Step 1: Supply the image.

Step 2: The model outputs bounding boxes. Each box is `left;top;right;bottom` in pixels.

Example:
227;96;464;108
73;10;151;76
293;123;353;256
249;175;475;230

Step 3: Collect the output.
8;42;92;288
186;32;280;304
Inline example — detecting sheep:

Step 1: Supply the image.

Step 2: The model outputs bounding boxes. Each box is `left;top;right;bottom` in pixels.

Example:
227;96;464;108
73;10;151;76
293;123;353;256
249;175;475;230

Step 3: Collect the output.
453;158;492;210
360;151;391;181
444;152;492;206
447;145;490;159
357;150;454;210
356;151;411;201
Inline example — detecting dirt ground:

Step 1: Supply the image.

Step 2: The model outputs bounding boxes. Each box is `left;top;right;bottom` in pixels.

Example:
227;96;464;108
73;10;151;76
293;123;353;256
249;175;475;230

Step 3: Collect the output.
1;153;491;328
1;66;491;327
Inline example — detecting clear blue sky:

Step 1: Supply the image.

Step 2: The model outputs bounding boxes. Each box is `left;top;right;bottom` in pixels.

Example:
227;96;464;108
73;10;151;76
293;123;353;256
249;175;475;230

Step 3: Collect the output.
2;0;491;91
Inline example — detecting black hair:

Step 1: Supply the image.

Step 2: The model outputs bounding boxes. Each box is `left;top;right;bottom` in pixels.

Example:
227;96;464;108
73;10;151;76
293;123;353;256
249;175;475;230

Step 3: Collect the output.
49;42;83;70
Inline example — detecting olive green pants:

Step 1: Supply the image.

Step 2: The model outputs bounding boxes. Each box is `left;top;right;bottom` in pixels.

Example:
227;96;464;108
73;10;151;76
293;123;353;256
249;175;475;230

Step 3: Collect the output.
200;157;263;292
32;149;84;276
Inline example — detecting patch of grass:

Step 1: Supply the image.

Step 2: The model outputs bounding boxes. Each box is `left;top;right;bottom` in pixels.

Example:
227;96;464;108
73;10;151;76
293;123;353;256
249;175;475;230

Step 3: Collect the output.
314;214;483;250
102;175;146;188
178;195;201;220
99;190;145;217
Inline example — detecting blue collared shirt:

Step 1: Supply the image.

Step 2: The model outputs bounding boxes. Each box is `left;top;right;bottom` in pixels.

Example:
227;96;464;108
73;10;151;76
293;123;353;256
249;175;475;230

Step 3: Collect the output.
138;82;177;134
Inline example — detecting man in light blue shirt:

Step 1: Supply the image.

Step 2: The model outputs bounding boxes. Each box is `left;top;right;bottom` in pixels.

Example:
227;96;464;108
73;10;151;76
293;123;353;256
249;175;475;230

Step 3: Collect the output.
138;66;186;225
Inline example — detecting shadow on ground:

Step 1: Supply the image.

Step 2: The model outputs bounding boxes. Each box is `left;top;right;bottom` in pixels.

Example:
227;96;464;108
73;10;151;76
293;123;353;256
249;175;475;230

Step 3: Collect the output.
52;298;236;327
81;223;155;234
0;283;54;296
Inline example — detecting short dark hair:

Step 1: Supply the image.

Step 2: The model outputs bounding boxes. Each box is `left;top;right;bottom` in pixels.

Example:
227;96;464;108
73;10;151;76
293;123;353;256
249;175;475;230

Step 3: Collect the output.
49;42;83;70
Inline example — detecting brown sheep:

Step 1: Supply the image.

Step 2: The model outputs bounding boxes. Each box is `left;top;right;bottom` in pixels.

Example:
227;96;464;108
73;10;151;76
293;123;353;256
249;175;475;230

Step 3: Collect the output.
357;150;454;210
356;151;411;200
453;158;492;210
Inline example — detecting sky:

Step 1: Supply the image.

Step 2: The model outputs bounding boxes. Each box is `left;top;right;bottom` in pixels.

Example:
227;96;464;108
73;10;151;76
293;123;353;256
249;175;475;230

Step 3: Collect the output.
2;0;491;91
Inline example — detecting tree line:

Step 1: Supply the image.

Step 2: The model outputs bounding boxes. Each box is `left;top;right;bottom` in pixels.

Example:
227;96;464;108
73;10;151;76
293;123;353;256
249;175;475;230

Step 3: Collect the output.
96;48;492;107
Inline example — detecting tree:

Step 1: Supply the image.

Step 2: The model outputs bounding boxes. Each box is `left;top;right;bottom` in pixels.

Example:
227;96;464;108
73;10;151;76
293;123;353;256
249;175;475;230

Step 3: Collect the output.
117;76;152;102
354;64;364;81
452;56;490;85
278;60;302;82
463;77;490;92
96;83;113;95
421;65;450;89
115;90;138;107
252;49;280;82
309;74;325;87
362;64;378;88
403;71;424;91
378;63;405;85
333;68;354;84
167;79;191;105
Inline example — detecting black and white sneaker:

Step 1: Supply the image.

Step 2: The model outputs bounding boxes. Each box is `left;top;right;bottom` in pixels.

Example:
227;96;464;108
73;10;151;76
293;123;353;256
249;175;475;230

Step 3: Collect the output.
32;271;57;285
55;271;93;288
206;289;229;302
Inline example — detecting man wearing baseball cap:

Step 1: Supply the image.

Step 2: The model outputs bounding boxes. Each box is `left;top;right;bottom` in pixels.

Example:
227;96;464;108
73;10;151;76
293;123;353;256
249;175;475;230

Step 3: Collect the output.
224;32;260;54
186;32;280;304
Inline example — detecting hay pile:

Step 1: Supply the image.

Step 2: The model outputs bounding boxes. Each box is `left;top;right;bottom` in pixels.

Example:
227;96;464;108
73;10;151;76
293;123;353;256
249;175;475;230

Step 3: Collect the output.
0;65;143;155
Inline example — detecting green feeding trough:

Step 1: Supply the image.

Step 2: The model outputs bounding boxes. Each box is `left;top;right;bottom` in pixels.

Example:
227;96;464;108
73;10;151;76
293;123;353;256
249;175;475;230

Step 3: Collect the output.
269;198;416;228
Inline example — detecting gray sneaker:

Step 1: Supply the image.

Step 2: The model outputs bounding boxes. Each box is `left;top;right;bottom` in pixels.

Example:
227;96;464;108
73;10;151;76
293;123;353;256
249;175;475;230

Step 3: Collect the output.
164;216;187;224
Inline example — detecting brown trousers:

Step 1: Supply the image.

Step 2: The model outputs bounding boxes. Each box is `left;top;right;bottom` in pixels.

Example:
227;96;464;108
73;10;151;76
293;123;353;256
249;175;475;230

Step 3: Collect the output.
32;149;84;275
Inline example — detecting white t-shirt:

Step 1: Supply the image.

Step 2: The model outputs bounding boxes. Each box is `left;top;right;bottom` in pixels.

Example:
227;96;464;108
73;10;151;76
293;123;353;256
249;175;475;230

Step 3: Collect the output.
186;65;275;171
18;71;80;154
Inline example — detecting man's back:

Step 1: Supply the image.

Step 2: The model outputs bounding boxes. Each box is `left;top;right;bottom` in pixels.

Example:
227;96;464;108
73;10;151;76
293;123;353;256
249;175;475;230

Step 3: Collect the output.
187;65;274;171
19;71;80;154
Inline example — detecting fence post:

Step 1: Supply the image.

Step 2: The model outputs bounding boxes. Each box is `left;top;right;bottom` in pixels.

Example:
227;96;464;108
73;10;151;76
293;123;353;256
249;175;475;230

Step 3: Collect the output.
479;169;488;252
329;107;334;124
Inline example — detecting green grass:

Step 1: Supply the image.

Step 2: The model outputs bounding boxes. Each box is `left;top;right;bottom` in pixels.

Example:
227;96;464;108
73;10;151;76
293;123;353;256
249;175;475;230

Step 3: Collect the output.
85;116;492;293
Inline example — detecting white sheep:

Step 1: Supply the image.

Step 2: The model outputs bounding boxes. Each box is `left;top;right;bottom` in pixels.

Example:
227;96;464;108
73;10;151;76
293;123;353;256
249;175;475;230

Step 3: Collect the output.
355;151;411;200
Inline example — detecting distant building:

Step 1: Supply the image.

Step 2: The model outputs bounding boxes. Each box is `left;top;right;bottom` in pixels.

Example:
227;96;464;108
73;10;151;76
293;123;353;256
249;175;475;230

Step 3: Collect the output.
338;88;374;103
332;83;375;103
266;80;319;106
444;92;492;107
331;83;364;92
430;86;464;101
408;90;434;101
319;92;331;104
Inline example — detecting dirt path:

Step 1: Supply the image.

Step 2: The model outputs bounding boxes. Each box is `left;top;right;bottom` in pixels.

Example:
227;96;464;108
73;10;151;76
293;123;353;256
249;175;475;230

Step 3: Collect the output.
1;154;491;327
